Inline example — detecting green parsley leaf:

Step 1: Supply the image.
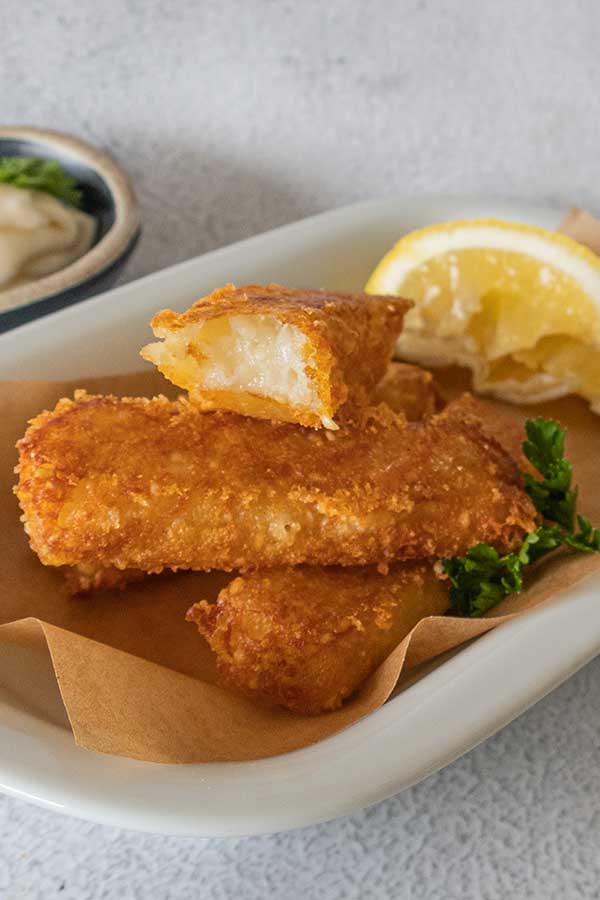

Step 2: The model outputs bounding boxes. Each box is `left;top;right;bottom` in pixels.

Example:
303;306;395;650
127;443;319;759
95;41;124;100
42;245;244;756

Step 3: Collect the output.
443;416;599;618
443;526;562;618
565;515;600;553
0;157;82;208
524;524;564;563
443;544;513;618
522;417;576;529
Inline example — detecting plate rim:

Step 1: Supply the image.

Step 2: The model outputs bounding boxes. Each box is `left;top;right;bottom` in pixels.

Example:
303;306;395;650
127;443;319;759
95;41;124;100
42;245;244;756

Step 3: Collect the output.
0;191;562;348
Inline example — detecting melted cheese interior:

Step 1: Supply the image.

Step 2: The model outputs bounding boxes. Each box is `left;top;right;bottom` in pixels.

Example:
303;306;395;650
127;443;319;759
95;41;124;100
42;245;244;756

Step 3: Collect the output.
143;314;331;425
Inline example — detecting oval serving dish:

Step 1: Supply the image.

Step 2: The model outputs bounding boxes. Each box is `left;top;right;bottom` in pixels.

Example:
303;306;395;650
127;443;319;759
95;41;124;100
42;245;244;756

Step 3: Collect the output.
0;126;140;332
0;196;599;837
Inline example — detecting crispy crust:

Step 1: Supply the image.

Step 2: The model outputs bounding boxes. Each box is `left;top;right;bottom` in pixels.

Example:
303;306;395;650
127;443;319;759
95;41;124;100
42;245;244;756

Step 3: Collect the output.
371;362;444;421
437;392;531;469
62;563;148;594
65;365;444;594
141;283;411;428
15;391;537;587
187;563;450;714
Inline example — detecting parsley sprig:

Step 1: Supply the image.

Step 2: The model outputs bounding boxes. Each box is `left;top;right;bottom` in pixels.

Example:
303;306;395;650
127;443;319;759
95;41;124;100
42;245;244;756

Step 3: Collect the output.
443;417;600;617
0;157;82;208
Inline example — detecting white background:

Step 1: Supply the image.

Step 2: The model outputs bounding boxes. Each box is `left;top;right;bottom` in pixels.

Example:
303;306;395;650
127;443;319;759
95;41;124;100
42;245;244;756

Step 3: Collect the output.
2;1;600;897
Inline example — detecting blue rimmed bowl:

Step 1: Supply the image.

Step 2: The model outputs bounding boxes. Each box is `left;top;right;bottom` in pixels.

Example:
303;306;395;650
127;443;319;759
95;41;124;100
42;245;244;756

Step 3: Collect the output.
0;126;140;332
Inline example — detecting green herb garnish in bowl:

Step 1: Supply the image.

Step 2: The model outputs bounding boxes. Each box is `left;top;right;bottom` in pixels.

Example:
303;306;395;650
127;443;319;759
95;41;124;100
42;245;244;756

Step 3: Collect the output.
0;156;82;208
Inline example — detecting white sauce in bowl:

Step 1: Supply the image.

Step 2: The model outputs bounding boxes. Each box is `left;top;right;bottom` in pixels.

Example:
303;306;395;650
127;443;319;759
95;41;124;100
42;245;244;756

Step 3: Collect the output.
0;183;95;309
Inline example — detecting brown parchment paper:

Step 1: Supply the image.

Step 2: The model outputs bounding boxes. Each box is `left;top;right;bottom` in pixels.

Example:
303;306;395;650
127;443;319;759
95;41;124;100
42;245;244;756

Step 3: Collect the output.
1;210;599;764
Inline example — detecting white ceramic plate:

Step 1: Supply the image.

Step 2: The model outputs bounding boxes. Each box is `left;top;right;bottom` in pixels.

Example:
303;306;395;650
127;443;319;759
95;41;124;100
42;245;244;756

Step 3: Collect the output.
1;195;600;837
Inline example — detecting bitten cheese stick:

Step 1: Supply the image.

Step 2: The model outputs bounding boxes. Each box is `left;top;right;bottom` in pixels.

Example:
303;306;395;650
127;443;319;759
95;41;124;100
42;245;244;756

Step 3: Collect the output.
140;283;411;429
372;362;444;420
15;392;536;589
187;563;450;714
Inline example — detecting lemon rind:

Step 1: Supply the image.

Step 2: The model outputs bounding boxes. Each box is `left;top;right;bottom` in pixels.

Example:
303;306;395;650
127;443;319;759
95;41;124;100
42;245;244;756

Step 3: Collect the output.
366;218;600;317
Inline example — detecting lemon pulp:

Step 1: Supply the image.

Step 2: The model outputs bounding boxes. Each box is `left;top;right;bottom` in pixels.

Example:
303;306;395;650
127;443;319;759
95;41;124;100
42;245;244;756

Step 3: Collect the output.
366;219;600;411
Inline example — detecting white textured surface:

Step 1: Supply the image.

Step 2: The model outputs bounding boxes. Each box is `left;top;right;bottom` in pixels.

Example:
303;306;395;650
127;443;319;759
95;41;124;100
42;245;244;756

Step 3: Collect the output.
2;0;600;895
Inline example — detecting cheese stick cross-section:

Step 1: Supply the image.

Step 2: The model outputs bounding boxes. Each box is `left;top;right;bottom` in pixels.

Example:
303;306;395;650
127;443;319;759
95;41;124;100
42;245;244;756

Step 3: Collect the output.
187;563;450;715
141;283;411;429
15;392;537;588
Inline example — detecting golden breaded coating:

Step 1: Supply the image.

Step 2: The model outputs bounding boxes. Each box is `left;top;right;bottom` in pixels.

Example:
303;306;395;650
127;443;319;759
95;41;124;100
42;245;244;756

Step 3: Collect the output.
371;362;444;420
438;392;529;467
62;563;147;594
187;563;450;714
15;391;537;589
60;364;441;592
141;283;410;429
63;365;441;593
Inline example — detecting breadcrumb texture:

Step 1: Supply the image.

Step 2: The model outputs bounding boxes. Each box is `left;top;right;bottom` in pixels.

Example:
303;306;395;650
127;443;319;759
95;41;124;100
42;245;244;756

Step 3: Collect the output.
438;391;532;469
187;563;450;714
63;364;444;593
15;392;537;588
141;283;411;429
371;361;444;420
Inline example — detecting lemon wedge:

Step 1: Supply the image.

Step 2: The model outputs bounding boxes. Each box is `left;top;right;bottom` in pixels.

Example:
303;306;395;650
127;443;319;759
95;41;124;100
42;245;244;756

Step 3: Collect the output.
365;218;600;412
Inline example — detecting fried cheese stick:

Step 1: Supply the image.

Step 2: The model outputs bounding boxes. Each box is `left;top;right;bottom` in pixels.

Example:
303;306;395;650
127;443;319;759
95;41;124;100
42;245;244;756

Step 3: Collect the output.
187;563;450;714
16;392;537;589
140;283;411;429
64;363;444;593
186;383;531;714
